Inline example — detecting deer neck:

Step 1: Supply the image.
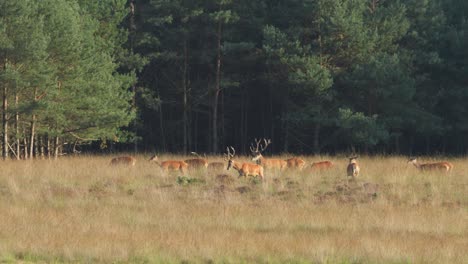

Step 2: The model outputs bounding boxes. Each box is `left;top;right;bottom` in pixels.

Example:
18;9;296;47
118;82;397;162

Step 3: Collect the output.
253;155;265;164
410;160;420;169
232;161;243;171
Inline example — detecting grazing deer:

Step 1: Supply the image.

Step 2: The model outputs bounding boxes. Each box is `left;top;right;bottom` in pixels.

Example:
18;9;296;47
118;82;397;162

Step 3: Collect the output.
207;162;225;171
346;156;360;177
149;155;188;174
226;146;264;180
250;138;287;170
184;152;208;169
307;161;333;171
285;157;306;170
110;156;136;166
408;158;453;172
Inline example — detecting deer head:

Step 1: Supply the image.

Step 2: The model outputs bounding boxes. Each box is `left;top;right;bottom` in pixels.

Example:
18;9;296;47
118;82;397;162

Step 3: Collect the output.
225;146;236;170
348;156;358;163
250;138;271;161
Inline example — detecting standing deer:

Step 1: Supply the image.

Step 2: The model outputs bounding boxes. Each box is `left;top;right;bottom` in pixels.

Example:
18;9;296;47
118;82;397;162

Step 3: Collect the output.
184;152;208;169
306;160;333;171
250;138;287;170
346;156;360;177
149;155;188;174
207;161;225;171
284;157;306;170
226;146;264;180
408;158;453;172
110;156;136;166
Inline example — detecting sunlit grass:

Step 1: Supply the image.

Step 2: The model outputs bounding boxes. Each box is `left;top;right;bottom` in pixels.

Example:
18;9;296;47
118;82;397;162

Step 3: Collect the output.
0;154;466;263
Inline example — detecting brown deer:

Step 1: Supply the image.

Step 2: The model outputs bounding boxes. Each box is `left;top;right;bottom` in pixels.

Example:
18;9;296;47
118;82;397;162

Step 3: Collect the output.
285;157;306;170
226;146;264;180
250;138;287;170
149;155;188;174
346;156;360;177
110;156;136;166
306;161;333;171
184;152;208;169
207;162;225;171
408;158;453;172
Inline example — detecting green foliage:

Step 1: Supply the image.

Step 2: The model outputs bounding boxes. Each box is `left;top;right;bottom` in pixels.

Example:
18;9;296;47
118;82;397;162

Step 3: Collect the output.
176;176;205;186
337;108;389;148
3;0;468;155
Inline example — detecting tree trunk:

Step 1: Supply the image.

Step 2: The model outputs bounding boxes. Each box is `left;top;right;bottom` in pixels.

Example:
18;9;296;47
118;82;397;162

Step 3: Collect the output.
130;0;137;154
313;123;321;154
2;81;8;160
182;38;188;154
158;100;166;151
395;134;400;154
15;94;20;160
283;119;289;153
240;88;245;153
23;136;28;160
54;136;59;159
47;136;51;159
34;134;39;158
425;135;430;155
212;20;222;154
29;115;36;159
40;136;45;159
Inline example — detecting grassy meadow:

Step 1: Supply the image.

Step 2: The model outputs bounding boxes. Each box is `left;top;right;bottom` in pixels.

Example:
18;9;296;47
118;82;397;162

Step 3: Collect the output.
0;154;467;263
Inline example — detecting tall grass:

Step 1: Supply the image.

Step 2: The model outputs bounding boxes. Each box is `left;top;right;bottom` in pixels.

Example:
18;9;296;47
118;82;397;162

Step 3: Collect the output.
0;155;466;263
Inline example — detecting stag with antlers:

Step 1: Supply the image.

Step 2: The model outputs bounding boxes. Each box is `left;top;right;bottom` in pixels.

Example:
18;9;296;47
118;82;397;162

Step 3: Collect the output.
226;146;264;180
250;138;287;170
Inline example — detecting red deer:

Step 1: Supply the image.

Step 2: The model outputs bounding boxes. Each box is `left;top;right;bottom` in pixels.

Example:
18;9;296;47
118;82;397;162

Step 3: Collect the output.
285;157;306;170
110;156;136;166
226;147;264;180
184;152;209;169
346;156;360;177
307;161;333;171
408;158;453;172
207;162;225;171
250;138;287;170
149;155;188;174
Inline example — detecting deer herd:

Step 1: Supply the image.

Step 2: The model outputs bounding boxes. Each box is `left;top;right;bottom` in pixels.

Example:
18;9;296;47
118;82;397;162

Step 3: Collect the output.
109;138;453;180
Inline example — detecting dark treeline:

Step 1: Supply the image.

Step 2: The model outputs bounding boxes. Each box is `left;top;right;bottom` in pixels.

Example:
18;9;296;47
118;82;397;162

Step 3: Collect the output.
1;0;468;158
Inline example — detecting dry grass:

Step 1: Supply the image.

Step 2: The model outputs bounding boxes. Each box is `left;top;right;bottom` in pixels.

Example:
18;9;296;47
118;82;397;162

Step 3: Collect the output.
0;154;466;263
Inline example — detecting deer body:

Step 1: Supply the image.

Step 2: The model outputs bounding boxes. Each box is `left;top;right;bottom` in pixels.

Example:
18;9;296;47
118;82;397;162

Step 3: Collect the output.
184;158;208;169
110;156;136;166
250;138;287;170
208;162;225;171
229;161;264;180
347;157;360;177
226;146;264;180
408;158;453;172
285;157;306;170
307;161;333;171
254;156;287;170
149;155;188;174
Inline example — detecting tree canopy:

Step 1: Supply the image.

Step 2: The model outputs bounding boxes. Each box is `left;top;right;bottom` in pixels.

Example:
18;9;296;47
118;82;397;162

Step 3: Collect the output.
1;0;468;157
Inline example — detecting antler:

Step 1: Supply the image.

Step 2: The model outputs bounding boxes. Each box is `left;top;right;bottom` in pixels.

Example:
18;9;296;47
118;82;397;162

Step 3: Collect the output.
225;146;236;159
250;138;271;153
230;146;236;157
250;138;262;153
260;138;272;152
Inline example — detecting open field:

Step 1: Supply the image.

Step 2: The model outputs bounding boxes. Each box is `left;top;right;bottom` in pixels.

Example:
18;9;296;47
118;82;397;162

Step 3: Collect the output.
0;155;467;263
